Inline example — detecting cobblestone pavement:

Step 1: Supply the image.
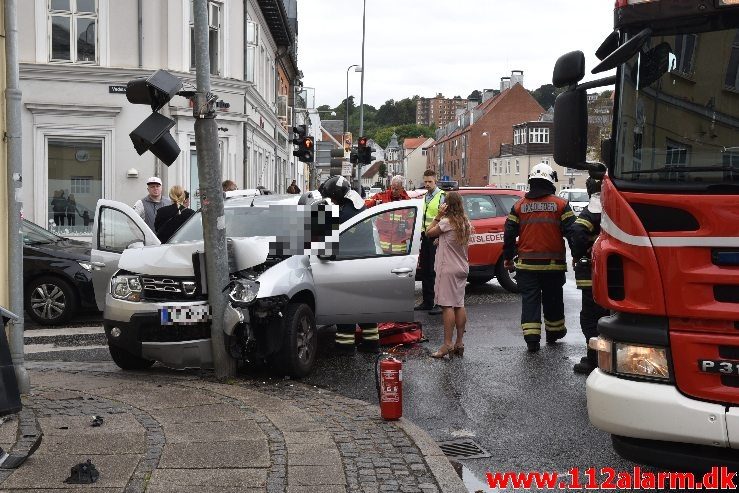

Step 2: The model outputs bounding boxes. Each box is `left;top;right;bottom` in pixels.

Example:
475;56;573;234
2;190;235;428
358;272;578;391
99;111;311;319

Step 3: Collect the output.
0;361;466;493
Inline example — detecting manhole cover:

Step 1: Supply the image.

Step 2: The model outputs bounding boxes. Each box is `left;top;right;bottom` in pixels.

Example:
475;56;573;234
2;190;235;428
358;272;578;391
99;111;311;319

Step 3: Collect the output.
437;439;491;460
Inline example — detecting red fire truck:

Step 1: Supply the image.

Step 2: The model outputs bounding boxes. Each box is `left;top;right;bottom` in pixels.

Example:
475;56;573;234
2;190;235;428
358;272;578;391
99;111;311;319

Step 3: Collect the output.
553;0;739;471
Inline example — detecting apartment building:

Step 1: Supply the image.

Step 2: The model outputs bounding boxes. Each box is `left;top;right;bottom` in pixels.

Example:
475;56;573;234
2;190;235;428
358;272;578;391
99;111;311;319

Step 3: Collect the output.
18;0;300;236
415;93;468;127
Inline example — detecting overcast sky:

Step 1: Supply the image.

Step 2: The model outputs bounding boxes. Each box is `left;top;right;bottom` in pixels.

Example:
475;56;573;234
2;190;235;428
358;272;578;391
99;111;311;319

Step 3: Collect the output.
297;0;616;108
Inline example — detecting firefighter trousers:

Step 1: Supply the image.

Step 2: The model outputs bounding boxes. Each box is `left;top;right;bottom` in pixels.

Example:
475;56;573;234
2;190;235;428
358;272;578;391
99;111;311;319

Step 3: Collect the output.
517;270;566;343
335;323;379;348
580;288;609;342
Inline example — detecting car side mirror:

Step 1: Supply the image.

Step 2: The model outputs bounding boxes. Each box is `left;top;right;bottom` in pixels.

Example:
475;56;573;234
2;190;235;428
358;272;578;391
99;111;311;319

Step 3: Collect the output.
127;241;145;249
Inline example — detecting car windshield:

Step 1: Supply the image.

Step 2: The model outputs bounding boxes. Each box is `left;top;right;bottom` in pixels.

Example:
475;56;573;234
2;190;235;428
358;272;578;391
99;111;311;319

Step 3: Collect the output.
168;203;335;244
22;220;62;245
567;191;589;202
613;26;739;191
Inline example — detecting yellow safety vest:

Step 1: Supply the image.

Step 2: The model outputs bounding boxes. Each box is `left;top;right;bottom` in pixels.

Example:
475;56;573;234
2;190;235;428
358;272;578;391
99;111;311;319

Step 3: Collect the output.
423;189;445;231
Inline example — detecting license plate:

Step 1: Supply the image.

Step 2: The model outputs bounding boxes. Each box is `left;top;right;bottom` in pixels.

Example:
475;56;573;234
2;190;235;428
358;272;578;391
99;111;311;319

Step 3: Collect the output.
698;359;739;375
160;305;211;326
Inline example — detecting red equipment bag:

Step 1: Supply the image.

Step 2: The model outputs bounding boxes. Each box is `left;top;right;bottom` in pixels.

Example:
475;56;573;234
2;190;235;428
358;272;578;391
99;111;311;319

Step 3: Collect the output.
356;322;424;346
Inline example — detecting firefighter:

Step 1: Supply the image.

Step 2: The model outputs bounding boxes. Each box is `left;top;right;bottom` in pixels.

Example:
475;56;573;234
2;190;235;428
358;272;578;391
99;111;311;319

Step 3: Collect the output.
503;163;577;352
571;168;609;374
415;169;445;315
320;175;381;353
365;175;412;254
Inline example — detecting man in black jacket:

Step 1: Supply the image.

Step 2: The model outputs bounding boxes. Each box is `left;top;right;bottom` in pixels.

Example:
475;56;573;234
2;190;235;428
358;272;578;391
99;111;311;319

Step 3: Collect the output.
571;169;609;374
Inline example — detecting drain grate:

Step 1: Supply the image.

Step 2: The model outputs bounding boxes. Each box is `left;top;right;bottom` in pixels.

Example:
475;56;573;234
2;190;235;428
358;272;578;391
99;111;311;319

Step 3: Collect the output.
437;438;491;460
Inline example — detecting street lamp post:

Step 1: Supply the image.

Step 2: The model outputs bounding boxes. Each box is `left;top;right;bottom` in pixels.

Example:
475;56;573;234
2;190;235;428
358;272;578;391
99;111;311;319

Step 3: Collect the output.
482;131;491;185
356;0;367;193
345;65;361;135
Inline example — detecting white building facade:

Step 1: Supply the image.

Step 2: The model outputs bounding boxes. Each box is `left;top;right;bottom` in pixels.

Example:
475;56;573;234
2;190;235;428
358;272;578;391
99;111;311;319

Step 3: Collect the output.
18;0;299;235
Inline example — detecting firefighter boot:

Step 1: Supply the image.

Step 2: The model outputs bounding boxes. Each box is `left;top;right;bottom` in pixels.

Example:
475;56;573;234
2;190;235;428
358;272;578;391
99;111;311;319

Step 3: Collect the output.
573;349;598;375
524;335;540;353
358;340;380;354
545;328;567;345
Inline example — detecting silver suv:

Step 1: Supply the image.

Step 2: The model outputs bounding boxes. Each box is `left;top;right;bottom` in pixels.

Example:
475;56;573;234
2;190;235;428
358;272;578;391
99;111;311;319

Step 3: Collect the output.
90;193;423;377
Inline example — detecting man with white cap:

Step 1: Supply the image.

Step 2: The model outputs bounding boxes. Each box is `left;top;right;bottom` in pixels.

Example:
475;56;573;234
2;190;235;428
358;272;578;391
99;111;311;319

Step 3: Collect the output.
133;176;172;230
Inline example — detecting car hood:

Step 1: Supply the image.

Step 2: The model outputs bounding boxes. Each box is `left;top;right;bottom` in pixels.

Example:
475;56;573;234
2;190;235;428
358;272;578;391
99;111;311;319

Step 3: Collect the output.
120;237;272;277
26;239;91;261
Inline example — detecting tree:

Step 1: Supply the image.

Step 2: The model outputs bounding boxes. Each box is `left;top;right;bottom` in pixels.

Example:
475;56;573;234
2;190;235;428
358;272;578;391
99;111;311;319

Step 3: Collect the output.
529;84;564;110
467;89;482;101
378;162;387;178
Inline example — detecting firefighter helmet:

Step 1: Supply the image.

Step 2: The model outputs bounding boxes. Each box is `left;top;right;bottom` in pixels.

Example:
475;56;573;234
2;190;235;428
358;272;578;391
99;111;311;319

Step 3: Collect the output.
586;177;602;197
319;175;364;209
528;163;557;184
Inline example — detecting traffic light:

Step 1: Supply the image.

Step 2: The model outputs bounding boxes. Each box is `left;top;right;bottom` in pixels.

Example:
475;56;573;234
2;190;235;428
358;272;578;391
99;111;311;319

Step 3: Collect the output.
329;148;345;176
292;125;314;163
349;146;359;164
126;70;183;166
357;136;375;164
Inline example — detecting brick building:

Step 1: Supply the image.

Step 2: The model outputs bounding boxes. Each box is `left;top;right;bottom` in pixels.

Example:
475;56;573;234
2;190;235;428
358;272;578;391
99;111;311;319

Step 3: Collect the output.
416;94;468;127
425;83;544;186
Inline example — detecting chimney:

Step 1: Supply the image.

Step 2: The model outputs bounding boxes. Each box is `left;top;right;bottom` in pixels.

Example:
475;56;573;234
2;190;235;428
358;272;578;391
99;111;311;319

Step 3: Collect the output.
482;88;496;102
500;77;511;91
511;70;524;88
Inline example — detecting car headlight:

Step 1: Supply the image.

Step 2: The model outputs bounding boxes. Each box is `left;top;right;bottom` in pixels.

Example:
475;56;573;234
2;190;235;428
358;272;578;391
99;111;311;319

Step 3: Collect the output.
227;278;259;306
590;337;670;380
77;261;92;272
110;274;142;302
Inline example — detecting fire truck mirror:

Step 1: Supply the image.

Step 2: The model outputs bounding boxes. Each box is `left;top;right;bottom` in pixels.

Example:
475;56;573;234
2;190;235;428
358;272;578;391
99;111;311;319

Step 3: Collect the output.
553;89;588;170
636;42;675;90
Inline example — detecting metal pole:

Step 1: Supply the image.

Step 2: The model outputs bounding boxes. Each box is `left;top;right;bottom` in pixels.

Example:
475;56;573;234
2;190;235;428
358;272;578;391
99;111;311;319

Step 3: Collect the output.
357;0;367;190
345;65;353;135
5;0;27;393
193;0;236;379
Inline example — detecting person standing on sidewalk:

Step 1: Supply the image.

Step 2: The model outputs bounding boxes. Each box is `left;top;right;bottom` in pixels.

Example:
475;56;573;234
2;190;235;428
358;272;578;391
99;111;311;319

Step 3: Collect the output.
503;163;576;352
133;177;171;231
415;169;445;316
154;186;195;243
425;192;472;359
571;170;609;374
320;175;381;354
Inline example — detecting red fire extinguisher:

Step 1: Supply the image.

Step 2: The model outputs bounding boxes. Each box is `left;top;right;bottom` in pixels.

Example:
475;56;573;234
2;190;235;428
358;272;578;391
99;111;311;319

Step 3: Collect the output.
375;354;402;420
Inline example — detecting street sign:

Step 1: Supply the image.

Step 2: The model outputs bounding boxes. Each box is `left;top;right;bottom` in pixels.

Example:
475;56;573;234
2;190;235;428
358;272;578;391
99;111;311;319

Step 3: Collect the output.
341;162;352;176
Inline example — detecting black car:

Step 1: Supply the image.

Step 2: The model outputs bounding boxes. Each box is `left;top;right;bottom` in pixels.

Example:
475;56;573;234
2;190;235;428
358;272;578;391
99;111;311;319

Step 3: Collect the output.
22;220;98;325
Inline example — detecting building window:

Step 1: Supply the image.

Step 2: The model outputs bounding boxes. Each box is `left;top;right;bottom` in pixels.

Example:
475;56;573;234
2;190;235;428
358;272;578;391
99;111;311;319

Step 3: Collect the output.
529;127;550;144
48;139;102;234
49;0;98;63
674;34;697;76
665;139;689;165
725;30;739;92
505;160;511;174
515;159;520;174
190;1;222;76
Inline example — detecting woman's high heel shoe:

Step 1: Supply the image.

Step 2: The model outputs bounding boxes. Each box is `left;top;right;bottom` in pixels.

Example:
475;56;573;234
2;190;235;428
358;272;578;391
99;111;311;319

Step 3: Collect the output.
431;344;454;359
453;344;465;357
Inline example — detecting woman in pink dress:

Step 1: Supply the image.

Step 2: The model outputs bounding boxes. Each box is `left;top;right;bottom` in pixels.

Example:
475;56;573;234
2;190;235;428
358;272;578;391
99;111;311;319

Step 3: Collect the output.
425;191;472;359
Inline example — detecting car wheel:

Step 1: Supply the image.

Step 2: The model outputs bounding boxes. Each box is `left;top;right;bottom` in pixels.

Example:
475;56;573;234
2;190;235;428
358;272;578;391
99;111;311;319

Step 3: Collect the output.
25;276;78;325
468;276;494;285
108;344;155;370
271;303;317;378
495;258;520;293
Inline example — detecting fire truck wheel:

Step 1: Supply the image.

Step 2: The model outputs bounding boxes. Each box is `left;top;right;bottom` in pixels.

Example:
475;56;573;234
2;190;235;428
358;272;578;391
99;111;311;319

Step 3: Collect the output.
271;302;317;379
108;344;155;370
495;258;520;293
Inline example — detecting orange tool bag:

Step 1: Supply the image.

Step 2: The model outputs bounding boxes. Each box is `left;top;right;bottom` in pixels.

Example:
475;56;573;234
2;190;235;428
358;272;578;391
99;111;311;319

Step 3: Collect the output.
357;322;425;346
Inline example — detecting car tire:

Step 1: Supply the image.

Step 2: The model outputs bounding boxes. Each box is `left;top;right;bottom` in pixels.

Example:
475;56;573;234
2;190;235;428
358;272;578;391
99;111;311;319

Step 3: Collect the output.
271;303;317;378
108;344;155;370
495;258;520;293
468;276;494;285
25;276;78;325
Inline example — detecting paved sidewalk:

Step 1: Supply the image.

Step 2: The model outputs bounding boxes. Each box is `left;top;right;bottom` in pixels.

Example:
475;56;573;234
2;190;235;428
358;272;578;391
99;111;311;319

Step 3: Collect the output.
0;361;466;493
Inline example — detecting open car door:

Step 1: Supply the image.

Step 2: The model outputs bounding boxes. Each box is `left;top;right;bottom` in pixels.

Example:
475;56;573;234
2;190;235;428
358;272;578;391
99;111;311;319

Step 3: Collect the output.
90;199;160;310
312;200;423;325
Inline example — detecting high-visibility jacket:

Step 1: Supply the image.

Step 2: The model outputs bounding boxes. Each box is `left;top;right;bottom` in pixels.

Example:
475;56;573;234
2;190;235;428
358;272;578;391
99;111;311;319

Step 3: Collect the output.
503;194;576;271
572;205;601;288
365;189;413;254
422;189;445;231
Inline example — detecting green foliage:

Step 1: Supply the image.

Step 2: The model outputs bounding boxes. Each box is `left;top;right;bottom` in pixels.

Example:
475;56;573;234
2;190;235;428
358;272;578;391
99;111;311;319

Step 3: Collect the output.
370;124;435;148
378;162;387;178
467;89;482;101
528;84;566;110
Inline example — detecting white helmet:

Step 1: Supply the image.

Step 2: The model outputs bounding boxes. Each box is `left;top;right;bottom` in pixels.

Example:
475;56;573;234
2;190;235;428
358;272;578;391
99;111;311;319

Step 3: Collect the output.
528;163;557;184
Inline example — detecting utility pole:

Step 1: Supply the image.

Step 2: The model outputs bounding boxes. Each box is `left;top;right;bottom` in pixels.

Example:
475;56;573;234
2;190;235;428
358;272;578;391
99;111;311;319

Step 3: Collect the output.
356;0;367;191
193;0;236;379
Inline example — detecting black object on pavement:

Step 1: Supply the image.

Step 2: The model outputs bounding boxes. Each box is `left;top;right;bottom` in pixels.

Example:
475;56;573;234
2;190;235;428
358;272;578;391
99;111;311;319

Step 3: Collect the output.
65;459;99;484
91;416;104;427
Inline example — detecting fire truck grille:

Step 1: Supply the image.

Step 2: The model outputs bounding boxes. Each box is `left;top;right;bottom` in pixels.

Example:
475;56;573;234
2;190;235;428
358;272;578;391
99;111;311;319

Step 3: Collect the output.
141;276;202;301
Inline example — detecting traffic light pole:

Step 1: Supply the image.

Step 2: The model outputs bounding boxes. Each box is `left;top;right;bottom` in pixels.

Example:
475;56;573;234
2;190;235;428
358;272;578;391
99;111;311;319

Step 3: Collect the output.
193;0;236;379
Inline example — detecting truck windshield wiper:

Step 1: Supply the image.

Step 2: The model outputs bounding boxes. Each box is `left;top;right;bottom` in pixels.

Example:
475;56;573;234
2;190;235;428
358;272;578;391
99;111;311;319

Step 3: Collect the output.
621;165;739;174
